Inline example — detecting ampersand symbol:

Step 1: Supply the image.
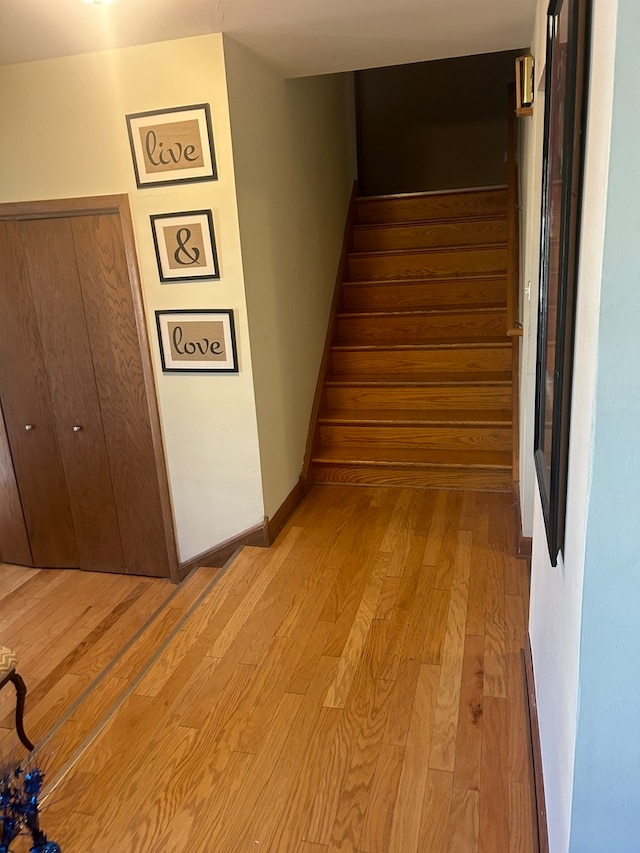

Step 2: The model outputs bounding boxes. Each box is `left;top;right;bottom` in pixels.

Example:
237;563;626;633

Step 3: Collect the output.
174;228;200;266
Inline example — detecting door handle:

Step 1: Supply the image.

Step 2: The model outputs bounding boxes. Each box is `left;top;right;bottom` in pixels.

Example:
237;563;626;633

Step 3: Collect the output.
72;425;83;432
24;424;33;431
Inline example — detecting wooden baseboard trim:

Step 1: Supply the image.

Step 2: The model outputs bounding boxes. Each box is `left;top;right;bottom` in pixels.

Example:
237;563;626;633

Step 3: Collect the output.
266;478;305;545
512;484;533;559
523;635;549;853
301;181;359;487
177;521;269;578
177;478;307;579
519;533;533;560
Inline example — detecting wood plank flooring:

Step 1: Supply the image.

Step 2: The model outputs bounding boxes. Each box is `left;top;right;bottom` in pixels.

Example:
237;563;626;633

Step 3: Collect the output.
0;565;213;760
0;485;535;852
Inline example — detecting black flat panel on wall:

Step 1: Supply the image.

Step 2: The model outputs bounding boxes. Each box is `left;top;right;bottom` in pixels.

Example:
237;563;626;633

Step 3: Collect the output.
356;50;525;197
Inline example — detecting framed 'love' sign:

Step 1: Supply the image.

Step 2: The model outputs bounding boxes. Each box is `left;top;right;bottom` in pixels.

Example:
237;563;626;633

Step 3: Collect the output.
155;309;238;373
126;104;217;188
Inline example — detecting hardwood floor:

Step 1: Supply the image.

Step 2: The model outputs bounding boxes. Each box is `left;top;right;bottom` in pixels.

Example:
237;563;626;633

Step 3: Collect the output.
0;485;535;852
0;566;213;759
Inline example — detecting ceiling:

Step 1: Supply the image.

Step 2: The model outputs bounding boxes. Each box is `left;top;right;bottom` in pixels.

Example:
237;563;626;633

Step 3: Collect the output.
0;0;536;77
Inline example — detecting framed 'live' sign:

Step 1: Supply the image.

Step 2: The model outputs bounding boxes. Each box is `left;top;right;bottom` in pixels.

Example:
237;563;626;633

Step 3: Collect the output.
151;210;220;282
126;104;218;188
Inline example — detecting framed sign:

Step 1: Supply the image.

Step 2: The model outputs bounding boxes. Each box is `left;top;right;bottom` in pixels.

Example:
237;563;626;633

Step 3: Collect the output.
515;54;535;117
126;104;217;188
534;0;590;565
155;310;238;373
151;210;219;282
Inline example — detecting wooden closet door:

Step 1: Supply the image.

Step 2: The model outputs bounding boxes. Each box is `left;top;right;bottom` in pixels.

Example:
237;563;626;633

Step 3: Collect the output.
0;401;33;567
71;214;171;578
0;221;79;567
0;200;175;579
16;218;124;573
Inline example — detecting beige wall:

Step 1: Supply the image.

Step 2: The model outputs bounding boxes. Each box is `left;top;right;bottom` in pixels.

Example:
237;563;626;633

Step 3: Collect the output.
223;37;357;517
0;35;264;562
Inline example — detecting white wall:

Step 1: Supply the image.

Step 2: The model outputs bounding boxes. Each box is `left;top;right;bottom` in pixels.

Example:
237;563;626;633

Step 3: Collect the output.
0;35;264;563
568;0;640;845
223;37;357;517
523;1;618;850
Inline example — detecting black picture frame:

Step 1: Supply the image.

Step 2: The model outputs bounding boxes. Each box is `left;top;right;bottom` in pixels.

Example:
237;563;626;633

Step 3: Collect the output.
125;104;218;188
534;0;591;565
155;309;238;374
150;210;220;283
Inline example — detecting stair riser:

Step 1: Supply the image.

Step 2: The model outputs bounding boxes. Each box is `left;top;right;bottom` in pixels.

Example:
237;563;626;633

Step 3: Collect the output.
325;385;512;410
332;347;511;375
357;189;508;225
319;425;512;452
337;313;507;345
342;278;507;312
352;219;508;252
311;464;512;491
348;247;507;281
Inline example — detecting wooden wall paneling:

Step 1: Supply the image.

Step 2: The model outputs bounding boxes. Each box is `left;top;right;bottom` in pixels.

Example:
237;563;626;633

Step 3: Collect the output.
71;213;172;579
0;222;79;567
0;399;32;566
17;217;124;573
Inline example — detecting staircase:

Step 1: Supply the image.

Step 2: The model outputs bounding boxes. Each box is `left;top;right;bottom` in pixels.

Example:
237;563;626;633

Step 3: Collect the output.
308;187;514;491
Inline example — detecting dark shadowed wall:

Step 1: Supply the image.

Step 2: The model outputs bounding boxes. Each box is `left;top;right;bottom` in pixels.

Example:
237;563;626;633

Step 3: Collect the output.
356;50;525;196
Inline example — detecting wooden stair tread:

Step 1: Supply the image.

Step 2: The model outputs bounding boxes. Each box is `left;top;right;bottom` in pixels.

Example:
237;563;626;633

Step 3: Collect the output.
310;464;512;490
337;307;506;319
336;330;511;350
351;218;509;252
345;301;508;313
332;340;511;352
326;372;512;386
352;213;507;230
312;445;511;469
342;280;508;313
356;188;508;225
337;336;509;348
318;408;512;426
347;248;507;282
358;187;507;200
347;242;507;260
343;273;507;287
359;188;506;198
342;282;508;312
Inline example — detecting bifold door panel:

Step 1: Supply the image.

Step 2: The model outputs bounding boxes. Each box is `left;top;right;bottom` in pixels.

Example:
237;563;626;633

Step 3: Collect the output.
0;209;172;578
